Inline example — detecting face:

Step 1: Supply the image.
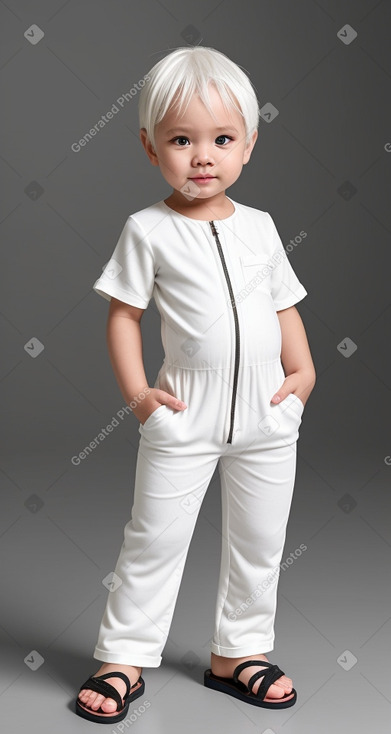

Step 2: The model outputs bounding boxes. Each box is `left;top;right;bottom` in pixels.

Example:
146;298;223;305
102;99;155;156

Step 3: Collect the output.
140;83;258;208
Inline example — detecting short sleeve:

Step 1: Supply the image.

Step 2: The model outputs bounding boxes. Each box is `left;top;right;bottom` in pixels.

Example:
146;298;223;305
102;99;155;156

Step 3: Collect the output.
266;213;308;311
92;216;155;309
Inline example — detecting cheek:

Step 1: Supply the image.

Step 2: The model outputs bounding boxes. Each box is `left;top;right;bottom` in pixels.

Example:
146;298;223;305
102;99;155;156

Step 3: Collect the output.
162;152;185;172
223;149;245;169
158;157;178;176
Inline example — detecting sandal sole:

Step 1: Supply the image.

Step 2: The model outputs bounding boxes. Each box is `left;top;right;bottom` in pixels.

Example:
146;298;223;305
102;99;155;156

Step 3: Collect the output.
204;669;297;709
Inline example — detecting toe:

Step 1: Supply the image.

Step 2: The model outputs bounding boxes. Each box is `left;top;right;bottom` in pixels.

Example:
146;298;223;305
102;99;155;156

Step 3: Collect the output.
85;692;103;710
100;697;119;712
90;694;107;711
78;689;93;704
265;683;287;698
78;690;103;711
278;674;293;693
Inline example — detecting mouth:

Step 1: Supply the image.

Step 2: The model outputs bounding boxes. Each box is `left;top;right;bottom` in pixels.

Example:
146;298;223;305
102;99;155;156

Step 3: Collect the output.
189;176;216;181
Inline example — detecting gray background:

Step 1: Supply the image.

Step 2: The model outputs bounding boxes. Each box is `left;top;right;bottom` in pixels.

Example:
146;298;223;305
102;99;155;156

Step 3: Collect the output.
1;0;390;732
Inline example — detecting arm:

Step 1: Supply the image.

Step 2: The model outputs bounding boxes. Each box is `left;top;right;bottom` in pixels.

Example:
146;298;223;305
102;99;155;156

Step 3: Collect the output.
106;298;186;423
272;305;316;407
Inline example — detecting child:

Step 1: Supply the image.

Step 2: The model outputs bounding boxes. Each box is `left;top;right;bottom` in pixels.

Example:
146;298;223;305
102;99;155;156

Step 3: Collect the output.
75;45;316;723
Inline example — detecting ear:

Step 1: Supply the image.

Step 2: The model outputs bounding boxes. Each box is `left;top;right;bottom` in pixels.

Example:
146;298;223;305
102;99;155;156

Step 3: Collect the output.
242;129;258;165
139;128;159;166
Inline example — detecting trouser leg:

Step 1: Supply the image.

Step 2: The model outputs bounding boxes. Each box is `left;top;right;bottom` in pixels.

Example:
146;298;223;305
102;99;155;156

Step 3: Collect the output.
211;441;297;657
93;430;219;668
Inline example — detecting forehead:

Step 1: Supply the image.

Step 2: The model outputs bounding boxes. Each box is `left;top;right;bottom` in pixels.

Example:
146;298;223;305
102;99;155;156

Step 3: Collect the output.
157;85;244;131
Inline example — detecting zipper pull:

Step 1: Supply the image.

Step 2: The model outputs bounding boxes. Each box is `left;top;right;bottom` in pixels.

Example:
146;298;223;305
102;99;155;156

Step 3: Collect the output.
209;220;219;237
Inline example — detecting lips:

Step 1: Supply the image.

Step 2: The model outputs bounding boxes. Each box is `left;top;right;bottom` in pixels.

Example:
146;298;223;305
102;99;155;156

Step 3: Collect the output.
189;176;215;180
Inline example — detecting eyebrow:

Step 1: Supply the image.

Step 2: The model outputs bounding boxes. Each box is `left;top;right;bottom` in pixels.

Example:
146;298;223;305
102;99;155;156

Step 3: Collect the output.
165;126;239;134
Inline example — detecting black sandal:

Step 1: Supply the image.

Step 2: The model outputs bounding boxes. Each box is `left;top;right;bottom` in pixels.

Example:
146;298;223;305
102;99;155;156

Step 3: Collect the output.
204;659;297;708
75;670;145;723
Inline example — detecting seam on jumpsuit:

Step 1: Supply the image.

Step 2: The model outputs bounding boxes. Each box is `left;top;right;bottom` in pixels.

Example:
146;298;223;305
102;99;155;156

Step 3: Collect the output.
215;469;232;651
161;357;283;370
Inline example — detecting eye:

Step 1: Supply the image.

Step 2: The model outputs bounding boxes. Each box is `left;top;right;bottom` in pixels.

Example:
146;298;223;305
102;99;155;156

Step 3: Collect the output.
170;135;233;146
215;135;233;145
171;136;190;146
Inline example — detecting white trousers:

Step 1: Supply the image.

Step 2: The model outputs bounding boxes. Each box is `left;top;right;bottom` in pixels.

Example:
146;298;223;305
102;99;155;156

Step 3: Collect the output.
93;361;304;667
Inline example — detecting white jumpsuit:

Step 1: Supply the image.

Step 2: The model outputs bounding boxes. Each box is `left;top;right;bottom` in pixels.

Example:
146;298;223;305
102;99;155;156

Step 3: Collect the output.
91;196;308;666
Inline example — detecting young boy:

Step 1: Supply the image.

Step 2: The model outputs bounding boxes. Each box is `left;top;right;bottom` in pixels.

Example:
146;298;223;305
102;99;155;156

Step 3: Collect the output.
76;45;316;723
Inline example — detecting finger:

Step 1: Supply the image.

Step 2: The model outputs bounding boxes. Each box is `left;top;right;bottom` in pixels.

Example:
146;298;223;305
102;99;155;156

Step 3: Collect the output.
270;388;285;404
169;397;187;410
155;390;187;411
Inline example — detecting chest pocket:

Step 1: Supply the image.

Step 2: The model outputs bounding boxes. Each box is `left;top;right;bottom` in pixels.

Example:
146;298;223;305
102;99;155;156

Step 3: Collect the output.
240;255;272;296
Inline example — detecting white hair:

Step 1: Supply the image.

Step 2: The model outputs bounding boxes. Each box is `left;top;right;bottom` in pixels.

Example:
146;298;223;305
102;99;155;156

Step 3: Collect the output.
138;46;260;150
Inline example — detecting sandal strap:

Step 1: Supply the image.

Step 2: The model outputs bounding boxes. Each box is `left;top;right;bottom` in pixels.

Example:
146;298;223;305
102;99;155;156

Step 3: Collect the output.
254;665;285;700
95;671;131;698
232;660;286;701
233;659;273;685
78;671;131;711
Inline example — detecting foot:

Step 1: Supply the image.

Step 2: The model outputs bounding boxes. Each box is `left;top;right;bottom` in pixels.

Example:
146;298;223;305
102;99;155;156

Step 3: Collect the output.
210;653;293;700
77;662;142;714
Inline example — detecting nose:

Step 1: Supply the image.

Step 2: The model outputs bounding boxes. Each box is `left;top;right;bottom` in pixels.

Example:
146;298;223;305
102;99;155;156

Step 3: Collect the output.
191;144;215;167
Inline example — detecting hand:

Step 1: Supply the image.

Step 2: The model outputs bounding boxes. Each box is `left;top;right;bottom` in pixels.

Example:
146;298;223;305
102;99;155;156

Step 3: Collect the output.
132;388;187;425
270;370;316;409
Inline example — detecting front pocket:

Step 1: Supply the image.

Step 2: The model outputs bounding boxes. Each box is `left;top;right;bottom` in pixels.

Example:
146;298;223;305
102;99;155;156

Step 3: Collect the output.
138;403;178;442
240;256;272;294
288;392;305;414
140;404;167;429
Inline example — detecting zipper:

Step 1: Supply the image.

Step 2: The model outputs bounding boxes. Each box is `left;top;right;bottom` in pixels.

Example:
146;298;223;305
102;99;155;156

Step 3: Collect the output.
209;220;240;444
